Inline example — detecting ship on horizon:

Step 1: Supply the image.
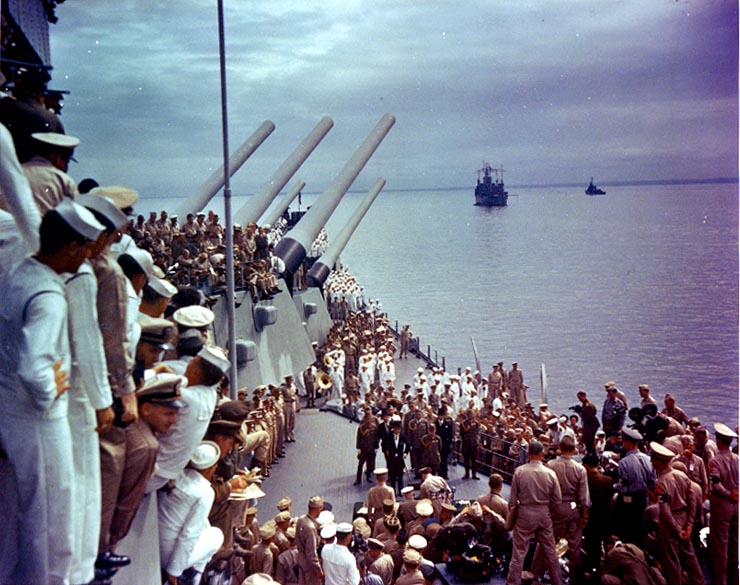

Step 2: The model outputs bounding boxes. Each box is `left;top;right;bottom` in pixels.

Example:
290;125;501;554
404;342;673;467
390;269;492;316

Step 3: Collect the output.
585;177;606;195
474;162;508;207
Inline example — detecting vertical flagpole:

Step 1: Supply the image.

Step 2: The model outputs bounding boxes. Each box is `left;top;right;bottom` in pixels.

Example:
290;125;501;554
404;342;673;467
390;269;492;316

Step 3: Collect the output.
217;0;238;399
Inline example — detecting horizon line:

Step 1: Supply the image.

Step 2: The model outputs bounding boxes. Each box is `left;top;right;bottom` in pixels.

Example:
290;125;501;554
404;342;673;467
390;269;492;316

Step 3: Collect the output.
139;176;738;200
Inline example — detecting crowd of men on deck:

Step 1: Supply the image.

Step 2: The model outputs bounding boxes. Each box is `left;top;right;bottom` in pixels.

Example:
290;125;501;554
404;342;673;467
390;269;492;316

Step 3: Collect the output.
302;286;738;585
0;86;321;585
0;72;737;585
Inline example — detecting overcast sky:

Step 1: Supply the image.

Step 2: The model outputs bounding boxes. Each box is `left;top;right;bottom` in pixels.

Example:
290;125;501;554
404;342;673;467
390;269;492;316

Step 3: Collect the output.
50;0;738;199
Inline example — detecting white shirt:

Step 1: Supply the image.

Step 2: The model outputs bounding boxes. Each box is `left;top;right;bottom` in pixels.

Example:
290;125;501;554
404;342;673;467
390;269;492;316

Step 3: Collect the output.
65;261;113;410
0;123;39;259
123;278;141;356
158;468;216;577
321;542;360;585
147;382;218;490
0;257;70;418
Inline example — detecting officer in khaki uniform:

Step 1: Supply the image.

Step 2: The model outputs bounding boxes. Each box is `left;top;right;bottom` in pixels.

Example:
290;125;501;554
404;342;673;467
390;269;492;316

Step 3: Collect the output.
355;408;379;485
649;441;704;585
532;435;590;581
367;468;396;526
295;496;323;585
708;423;739;585
506;439;562;585
249;523;276;576
281;375;300;443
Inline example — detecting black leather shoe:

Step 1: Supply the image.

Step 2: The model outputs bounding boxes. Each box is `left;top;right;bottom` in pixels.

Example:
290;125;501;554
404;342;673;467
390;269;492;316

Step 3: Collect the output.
96;551;131;569
92;566;118;582
472;475;480;480
353;480;361;486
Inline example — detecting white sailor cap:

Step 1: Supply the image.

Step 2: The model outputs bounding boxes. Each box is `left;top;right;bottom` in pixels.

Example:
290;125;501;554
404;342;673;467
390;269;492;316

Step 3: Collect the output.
546;417;559;426
89;185;139;210
400;486;414;495
54;199;105;241
408;534;428;550
317;510;334;525
173;305;215;328
335;522;353;534
373;467;389;476
77;193;128;230
190;440;221;470
148;276;177;299
320;524;336;539
198;345;231;374
121;247;156;279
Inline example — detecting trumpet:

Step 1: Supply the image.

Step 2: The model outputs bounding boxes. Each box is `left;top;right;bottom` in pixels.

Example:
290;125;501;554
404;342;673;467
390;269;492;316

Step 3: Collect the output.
317;372;333;390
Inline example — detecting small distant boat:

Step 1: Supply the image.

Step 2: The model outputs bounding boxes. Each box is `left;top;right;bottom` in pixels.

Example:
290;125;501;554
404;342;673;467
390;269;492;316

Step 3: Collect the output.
475;162;508;206
585;177;606;195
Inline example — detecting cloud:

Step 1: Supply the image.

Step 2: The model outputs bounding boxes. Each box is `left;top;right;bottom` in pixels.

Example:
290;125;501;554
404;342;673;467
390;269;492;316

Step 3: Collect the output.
49;0;737;198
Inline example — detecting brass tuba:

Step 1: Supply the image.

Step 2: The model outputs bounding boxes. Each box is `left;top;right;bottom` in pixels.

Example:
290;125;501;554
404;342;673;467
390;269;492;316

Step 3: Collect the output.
317;372;333;391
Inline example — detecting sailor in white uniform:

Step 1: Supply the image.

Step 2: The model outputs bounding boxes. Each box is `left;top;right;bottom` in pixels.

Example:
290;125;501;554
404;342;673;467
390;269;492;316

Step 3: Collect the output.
146;346;230;493
158;441;224;583
118;246;157;355
0;123;40;278
0;200;103;585
321;522;360;585
65;193;128;584
0;122;41;584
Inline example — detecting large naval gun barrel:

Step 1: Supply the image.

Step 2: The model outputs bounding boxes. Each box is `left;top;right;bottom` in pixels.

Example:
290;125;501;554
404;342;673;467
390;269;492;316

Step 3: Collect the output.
275;113;396;273
306;178;385;287
259;179;305;227
235;116;333;226
172;120;275;217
